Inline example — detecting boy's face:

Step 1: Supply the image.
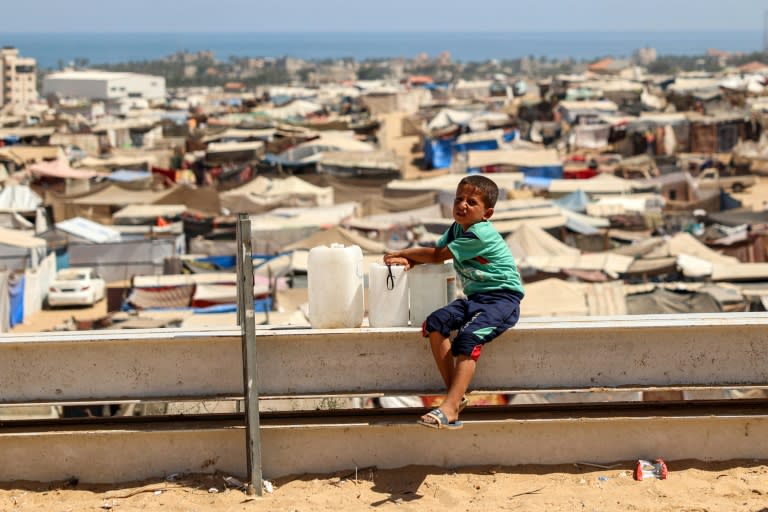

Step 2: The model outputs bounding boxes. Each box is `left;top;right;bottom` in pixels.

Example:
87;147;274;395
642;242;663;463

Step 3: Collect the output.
453;184;493;230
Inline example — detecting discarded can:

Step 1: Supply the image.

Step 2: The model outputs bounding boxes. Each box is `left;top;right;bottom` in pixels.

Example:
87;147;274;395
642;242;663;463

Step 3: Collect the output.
635;459;668;481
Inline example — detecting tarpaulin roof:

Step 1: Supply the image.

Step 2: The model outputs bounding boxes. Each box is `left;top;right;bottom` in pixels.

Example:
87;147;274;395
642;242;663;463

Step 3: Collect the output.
548;174;635;195
0;226;46;248
626;287;721;315
467;149;562;168
27;159;106;180
153;185;221;217
105;170;152;182
711;263;768;282
55;217;122;243
667;232;739;265
0;185;42;211
283;225;386;254
318;150;401;170
113;204;187;220
506;222;580;260
68;184;172;206
220;175;334;214
521;278;589;317
344;203;443;232
79;154;157;169
553;190;592;213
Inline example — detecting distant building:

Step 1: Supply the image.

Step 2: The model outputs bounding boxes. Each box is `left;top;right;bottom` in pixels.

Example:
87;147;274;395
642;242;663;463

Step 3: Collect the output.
634;47;657;66
42;70;166;102
0;46;38;107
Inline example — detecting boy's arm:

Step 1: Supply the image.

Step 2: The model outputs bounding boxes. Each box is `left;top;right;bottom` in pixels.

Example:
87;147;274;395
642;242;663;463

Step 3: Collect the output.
384;246;452;270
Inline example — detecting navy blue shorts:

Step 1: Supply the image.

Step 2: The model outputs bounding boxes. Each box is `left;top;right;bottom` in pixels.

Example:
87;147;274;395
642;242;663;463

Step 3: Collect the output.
423;290;522;360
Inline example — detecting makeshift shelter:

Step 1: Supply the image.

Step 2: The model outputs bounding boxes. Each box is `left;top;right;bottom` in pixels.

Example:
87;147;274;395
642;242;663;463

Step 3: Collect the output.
687;113;747;154
553;190;592;213
521;278;589;317
343;203;443;244
317;150;401;179
152;185;221;217
465;149;563;178
0;226;47;270
0;184;42;211
112;204;186;225
47;183;174;224
506;223;633;278
56;217;122;243
68;237;182;283
283;225;386;254
248;202;360;254
547;174;637;198
626;287;721;314
295;173;438;216
220;175;334;215
265;131;375;170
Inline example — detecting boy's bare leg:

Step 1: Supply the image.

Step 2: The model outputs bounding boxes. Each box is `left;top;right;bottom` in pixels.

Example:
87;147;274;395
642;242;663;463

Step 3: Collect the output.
421;341;476;425
441;356;475;420
428;331;454;388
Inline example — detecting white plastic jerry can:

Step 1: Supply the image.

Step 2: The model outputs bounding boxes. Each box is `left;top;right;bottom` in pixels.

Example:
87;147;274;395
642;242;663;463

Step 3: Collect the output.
368;263;409;327
408;261;453;326
307;243;364;328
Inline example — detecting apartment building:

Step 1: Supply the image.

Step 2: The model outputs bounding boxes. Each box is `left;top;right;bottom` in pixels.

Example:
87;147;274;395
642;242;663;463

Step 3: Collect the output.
42;70;166;102
0;46;38;107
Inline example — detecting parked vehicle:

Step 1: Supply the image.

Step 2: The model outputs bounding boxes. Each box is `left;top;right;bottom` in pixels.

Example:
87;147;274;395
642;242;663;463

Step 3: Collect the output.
46;267;106;308
696;168;756;193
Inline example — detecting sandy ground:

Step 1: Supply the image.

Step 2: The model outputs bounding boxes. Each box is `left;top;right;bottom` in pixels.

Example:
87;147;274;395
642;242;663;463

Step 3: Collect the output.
9;300;109;334
2;460;768;511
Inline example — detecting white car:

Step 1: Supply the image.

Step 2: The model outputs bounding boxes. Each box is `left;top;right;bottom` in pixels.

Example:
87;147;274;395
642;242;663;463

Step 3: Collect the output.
47;267;106;308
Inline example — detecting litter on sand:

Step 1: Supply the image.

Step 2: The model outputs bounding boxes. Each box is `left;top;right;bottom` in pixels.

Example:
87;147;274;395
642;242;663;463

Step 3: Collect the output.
635;459;668;480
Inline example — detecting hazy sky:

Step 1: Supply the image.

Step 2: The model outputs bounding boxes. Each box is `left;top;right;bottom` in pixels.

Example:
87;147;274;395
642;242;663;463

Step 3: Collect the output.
1;0;766;32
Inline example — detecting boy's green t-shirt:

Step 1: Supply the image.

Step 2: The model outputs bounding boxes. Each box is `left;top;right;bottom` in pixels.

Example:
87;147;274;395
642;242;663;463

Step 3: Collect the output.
437;221;525;297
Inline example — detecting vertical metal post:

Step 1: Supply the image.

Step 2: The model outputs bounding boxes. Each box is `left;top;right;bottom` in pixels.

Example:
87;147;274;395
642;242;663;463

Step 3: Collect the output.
236;212;262;496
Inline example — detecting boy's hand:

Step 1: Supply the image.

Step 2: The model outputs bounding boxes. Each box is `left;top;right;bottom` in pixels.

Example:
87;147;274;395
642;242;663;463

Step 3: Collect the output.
383;254;412;270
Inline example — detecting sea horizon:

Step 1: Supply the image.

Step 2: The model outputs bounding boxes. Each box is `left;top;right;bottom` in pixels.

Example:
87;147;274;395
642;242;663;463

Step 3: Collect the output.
0;30;762;70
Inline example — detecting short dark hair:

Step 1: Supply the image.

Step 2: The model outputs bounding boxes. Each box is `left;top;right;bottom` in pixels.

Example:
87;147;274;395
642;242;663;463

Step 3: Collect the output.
458;175;499;207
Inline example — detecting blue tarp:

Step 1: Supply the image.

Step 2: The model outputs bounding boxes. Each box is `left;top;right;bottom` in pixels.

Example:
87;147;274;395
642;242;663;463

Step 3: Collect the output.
106;170;152;182
502;130;519;142
519;165;563;179
55;247;70;270
453;139;500;153
423;138;455;169
161;111;189;124
554;190;592;213
565;216;600;235
522;176;553;190
8;274;24;327
196;255;237;270
421;83;450;90
720;189;742;211
140;297;273;314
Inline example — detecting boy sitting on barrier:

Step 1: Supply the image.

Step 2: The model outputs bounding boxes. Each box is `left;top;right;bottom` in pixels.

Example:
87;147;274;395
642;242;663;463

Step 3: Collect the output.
384;175;524;429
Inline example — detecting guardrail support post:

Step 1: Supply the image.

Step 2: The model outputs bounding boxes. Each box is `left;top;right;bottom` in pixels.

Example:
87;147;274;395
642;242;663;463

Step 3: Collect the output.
237;212;262;496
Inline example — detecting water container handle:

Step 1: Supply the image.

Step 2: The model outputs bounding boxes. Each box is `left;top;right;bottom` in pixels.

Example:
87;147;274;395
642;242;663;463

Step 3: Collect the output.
386;264;395;290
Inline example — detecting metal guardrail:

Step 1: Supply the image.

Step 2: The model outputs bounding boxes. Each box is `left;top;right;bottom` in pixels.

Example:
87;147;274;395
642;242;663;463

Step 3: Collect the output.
3;313;768;404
